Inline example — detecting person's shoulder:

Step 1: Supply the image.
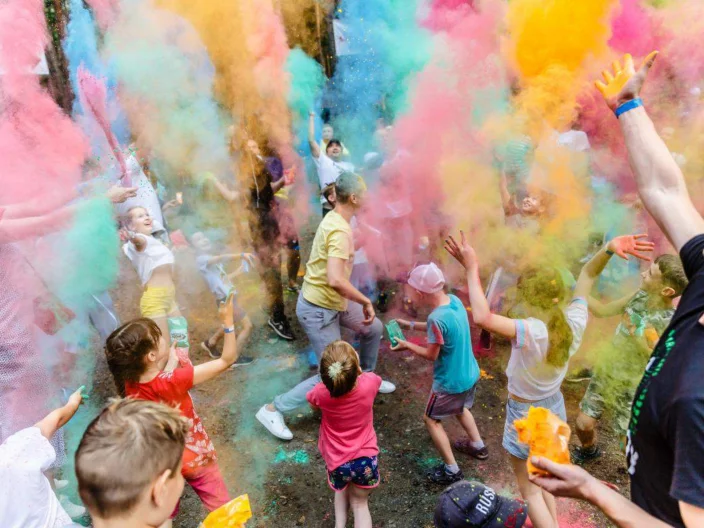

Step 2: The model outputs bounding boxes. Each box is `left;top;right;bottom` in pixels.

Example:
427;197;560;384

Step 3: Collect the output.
360;372;383;391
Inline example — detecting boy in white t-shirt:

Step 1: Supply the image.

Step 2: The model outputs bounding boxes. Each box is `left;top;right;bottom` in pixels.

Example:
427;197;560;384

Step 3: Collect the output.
189;231;255;366
0;387;85;528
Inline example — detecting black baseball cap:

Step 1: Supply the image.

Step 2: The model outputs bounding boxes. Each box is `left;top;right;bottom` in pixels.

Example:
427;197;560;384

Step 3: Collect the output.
326;138;342;149
434;481;528;528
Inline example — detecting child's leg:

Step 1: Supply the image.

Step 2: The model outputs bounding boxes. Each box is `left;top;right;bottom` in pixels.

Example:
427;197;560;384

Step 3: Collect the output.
456;407;483;443
348;485;373;528
423;415;457;466
334;488;349;528
153;317;171;347
237;315;253;350
509;455;558;528
207;326;224;347
286;246;301;287
186;464;230;512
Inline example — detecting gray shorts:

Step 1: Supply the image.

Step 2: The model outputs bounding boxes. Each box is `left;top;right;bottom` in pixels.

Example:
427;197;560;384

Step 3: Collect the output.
425;385;477;420
502;391;566;460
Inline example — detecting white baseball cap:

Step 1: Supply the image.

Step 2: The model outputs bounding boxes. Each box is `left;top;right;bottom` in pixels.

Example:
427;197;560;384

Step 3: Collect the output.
408;263;445;294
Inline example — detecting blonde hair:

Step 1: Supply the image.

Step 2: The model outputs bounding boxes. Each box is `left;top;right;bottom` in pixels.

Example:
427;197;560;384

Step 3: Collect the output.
76;398;188;519
320;341;360;397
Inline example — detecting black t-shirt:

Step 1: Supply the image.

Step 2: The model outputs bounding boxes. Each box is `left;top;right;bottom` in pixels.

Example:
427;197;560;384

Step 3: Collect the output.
627;234;704;526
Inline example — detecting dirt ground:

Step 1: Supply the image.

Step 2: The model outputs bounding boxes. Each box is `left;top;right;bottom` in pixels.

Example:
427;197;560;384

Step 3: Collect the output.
83;221;629;528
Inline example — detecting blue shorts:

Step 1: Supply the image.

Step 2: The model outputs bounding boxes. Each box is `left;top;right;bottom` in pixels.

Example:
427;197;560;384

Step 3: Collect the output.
327;456;380;492
216;295;247;324
502;391;566;460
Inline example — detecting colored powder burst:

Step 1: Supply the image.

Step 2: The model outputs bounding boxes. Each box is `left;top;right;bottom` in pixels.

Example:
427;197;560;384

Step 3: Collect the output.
64;0;130;147
104;0;231;186
285;47;326;146
329;0;432;158
273;447;310;465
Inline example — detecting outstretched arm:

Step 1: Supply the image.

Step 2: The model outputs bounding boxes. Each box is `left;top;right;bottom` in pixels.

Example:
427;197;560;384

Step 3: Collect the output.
193;294;238;385
596;53;704;251
308;112;321;159
445;232;516;339
35;387;85;440
574;235;654;300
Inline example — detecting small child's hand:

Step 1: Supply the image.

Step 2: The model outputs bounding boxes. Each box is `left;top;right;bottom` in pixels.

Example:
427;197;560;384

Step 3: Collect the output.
445;230;478;270
68;386;88;407
607;234;654;261
219;292;236;327
391;339;409;351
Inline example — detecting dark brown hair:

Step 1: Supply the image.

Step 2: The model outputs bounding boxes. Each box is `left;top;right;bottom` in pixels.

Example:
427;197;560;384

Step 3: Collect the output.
320;341;361;397
105;318;162;396
76;398;187;519
516;268;573;367
655;254;687;297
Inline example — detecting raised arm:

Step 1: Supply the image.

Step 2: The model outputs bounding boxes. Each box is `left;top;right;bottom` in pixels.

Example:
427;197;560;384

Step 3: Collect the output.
308;112;321;159
499;170;515;216
193;294;238;385
596;52;704;251
445;231;516;339
0;205;77;244
588;291;637;318
35;387;84;440
574;235;654;300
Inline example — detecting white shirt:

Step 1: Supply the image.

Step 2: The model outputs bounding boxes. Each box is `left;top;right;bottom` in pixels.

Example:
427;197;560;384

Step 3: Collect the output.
0;427;72;528
123;234;175;286
506;298;588;400
313;154;354;204
196;254;234;300
114;155;165;233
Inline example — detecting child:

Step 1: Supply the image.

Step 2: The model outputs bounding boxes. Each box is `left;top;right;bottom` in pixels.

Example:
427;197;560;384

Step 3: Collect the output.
190;230;255;365
0;387;84;527
574;254;687;461
391;263;486;485
307;341;382;528
76;398;188;528
104;295;238;516
445;231;653;528
121;206;187;347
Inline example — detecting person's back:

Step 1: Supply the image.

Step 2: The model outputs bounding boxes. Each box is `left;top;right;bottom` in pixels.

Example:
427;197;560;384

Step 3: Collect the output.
428;294;479;395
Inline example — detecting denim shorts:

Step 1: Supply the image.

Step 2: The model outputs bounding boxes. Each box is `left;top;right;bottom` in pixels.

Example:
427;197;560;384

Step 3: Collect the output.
502;391;566;460
327;456;380;492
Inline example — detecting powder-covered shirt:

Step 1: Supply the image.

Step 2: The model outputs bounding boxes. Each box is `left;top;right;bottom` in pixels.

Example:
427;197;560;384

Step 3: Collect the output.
508;298;589;400
307;372;382;470
427;294;480;394
313;154;354;204
0;427;72;528
196;254;235;301
122;233;174;286
302;211;354;312
125;351;216;477
627;234;704;526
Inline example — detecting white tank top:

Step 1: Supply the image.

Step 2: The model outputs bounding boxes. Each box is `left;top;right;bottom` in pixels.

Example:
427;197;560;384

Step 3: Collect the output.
123;234;174;286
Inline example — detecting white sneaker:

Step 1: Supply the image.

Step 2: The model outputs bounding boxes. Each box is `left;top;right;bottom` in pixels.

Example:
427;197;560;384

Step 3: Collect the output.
256;405;293;440
54;478;69;490
59;495;86;519
379;380;396;394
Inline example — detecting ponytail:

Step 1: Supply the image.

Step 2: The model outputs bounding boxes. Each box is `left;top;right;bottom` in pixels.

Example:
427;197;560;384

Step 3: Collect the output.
546;306;573;367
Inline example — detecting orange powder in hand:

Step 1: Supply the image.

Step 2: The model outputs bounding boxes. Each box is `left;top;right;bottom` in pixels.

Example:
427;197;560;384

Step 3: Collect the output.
514;406;571;475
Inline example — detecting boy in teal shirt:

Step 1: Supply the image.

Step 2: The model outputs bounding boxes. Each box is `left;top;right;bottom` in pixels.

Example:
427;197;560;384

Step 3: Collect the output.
393;263;486;484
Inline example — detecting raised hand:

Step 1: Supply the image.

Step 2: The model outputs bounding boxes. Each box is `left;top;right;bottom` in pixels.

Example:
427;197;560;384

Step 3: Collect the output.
595;51;658;111
444;231;478;270
106;185;138;204
219;292;236;327
607;234;655;261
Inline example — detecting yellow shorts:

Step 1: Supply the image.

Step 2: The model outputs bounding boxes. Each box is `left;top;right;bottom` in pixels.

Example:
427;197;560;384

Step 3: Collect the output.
140;286;178;318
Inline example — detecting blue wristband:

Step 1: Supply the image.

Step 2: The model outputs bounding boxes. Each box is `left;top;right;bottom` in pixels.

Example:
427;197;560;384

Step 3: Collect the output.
615;98;643;118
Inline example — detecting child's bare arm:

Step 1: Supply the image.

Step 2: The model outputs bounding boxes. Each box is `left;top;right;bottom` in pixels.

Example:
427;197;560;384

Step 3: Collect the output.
193;295;238;385
587;291;636;318
396;319;428;331
308;112;321;159
35;388;84;440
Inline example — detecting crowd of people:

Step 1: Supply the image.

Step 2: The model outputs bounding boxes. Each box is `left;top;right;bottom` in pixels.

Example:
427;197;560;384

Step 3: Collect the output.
1;50;703;528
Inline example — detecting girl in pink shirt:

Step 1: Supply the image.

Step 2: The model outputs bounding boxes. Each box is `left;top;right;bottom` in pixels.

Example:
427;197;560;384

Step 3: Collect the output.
307;341;381;528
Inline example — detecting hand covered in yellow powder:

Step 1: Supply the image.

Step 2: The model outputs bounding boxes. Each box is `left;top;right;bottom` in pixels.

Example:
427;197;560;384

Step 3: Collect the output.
595;51;659;110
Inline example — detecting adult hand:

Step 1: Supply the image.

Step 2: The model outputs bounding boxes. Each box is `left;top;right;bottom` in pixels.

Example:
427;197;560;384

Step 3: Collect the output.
390;339;409;351
362;301;376;325
528;457;597;501
106;185;138;204
607;234;655;261
219;292;236;327
595;51;658;111
283;167;296;186
396;318;412;329
444;231;478;270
